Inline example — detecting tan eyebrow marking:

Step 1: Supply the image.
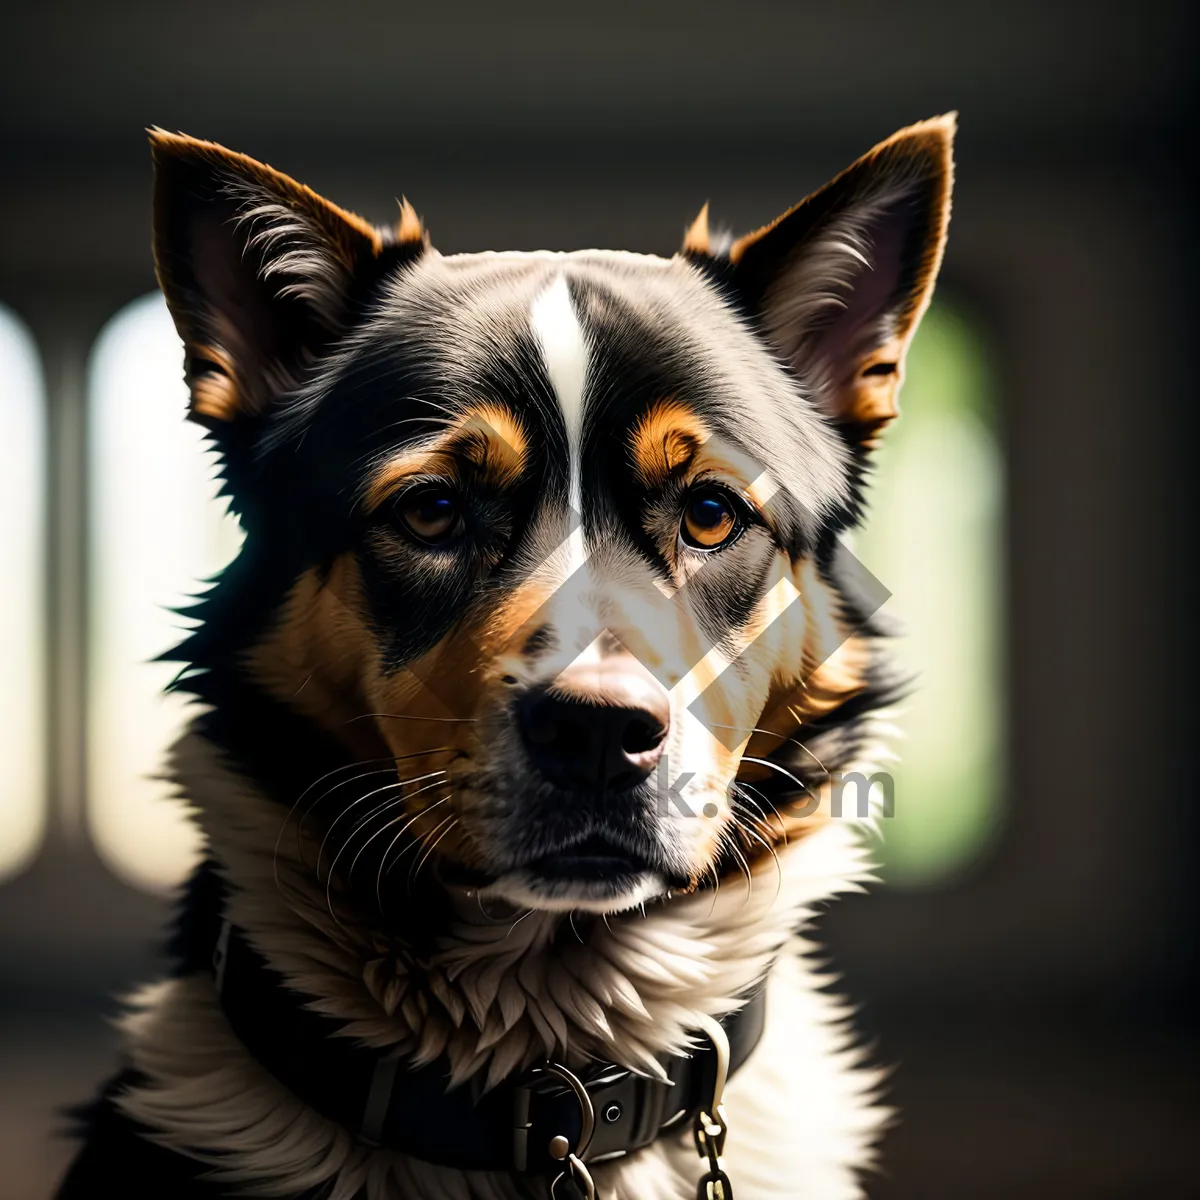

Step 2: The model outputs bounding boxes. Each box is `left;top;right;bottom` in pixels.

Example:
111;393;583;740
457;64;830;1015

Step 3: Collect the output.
631;400;781;534
363;404;528;511
630;399;710;488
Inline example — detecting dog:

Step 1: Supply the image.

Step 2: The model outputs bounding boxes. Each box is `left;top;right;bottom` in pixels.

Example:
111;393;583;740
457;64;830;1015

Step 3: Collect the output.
57;114;954;1199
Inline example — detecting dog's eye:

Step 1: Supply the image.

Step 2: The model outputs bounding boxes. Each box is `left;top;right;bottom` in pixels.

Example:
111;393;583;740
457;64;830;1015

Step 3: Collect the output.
397;485;462;544
680;487;742;550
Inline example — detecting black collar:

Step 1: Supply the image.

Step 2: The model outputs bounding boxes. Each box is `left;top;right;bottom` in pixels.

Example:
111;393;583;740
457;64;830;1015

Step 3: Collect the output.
210;917;766;1178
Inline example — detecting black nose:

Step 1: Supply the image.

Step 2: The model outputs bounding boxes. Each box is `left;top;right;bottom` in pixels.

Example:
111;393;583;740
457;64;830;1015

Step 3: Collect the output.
518;679;670;792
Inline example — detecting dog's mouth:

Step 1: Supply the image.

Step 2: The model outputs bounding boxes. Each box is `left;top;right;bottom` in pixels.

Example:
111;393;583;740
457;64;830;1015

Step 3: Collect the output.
522;834;651;882
475;831;671;914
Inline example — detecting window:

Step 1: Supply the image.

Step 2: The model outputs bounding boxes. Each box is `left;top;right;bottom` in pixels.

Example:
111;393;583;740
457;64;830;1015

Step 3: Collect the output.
0;306;47;883
87;295;244;891
857;300;1003;886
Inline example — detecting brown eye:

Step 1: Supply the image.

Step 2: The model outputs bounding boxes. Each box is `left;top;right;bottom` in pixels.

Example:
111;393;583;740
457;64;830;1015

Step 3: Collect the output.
398;486;461;544
680;487;741;550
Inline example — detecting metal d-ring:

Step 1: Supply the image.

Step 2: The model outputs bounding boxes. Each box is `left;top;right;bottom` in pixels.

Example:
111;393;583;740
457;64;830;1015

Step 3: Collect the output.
536;1061;596;1159
537;1061;598;1199
692;1012;731;1112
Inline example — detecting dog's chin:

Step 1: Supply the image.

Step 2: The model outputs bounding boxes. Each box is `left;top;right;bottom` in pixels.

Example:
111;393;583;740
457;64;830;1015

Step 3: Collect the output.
477;837;671;913
480;867;667;915
447;830;683;915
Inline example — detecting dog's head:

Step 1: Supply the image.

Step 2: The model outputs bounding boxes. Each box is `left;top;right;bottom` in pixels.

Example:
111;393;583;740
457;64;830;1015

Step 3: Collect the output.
152;117;953;916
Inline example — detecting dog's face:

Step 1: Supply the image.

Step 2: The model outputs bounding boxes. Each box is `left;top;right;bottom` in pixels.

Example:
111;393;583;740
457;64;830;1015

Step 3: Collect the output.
153;118;953;915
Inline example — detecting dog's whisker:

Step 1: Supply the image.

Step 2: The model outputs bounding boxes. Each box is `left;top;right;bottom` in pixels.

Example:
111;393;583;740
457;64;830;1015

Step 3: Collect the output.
327;792;451;922
274;757;398;895
296;757;446;825
290;746;456;858
336;777;440;848
706;860;723;917
327;795;411;885
378;796;456;898
360;780;450;869
506;906;537;938
300;768;400;855
346;782;450;884
718;824;754;904
733;783;785;833
334;776;446;867
293;748;453;823
710;719;834;781
310;769;444;878
732;792;779;841
476;892;517;923
343;792;409;840
740;810;782;852
363;790;454;910
736;781;791;843
274;763;398;902
342;769;449;838
315;771;447;881
731;802;783;899
784;711;836;779
407;813;459;893
739;755;815;801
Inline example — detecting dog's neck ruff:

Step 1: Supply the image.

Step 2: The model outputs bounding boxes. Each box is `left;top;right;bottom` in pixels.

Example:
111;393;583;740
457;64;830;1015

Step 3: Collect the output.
133;728;886;1198
209;912;767;1180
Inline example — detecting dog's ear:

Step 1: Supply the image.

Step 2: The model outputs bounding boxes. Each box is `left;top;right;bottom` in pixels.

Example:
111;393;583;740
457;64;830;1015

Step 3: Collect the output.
150;130;426;425
690;115;954;445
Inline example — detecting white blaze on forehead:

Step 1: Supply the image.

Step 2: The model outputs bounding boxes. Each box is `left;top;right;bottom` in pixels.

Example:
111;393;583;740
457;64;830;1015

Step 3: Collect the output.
530;274;589;515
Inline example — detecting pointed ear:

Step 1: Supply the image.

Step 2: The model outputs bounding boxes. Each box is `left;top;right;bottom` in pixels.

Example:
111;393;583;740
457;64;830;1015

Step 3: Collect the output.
721;114;955;444
149;130;426;424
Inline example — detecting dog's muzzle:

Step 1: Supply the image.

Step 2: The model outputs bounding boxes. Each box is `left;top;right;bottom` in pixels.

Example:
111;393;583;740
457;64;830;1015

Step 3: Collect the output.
516;656;670;792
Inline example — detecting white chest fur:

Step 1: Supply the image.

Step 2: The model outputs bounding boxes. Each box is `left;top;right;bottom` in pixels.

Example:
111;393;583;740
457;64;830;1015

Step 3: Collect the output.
114;730;888;1199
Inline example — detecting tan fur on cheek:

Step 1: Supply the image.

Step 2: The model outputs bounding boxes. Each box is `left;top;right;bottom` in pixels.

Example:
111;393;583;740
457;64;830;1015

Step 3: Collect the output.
243;556;382;752
364;586;559;873
675;552;873;866
246;555;500;873
670;564;800;883
374;568;557;720
733;558;871;845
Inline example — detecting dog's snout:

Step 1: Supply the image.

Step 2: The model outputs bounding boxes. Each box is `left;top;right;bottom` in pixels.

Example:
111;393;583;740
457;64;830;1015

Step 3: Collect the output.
517;661;670;792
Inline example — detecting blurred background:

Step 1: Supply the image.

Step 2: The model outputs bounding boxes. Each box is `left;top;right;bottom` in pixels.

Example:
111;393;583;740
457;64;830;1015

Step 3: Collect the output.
0;2;1195;1196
